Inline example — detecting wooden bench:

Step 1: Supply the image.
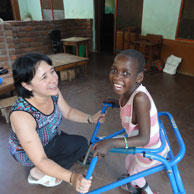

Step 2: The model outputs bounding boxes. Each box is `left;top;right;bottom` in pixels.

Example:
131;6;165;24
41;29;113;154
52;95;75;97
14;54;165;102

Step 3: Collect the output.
0;96;17;123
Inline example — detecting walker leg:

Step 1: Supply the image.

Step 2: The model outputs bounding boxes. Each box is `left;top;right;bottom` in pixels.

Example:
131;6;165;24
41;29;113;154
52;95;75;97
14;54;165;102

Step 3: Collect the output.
83;144;93;165
79;157;98;194
171;165;186;194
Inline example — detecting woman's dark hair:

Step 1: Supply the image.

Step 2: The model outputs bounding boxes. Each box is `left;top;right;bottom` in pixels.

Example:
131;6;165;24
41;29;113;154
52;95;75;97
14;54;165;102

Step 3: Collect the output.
116;49;145;73
12;53;52;98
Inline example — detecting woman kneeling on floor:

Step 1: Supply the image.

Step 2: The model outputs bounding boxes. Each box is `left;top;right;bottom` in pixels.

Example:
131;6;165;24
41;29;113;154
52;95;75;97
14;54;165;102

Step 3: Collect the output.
8;53;105;193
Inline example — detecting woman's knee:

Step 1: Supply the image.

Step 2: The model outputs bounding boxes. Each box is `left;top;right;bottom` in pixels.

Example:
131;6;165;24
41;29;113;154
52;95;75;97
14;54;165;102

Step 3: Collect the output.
65;134;88;154
77;135;88;153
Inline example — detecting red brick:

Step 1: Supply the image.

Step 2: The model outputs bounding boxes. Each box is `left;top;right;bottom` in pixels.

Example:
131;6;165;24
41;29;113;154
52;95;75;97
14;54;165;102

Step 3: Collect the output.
27;31;40;37
17;32;28;37
4;61;11;67
22;47;37;53
3;64;10;69
15;49;23;55
40;31;49;36
6;37;13;43
23;26;34;31
1;49;7;55
17;43;29;49
23;37;36;42
10;55;17;60
0;44;5;49
9;50;15;55
13;39;21;44
5;30;13;36
4;23;11;29
0;37;4;42
0;56;8;62
29;42;42;47
8;43;15;49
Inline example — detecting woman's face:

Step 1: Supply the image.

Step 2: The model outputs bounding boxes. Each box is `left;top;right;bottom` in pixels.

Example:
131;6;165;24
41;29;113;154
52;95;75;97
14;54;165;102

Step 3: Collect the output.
26;60;59;98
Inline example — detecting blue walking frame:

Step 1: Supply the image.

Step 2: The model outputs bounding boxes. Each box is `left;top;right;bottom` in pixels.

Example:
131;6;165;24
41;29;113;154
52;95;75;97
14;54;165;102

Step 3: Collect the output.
80;102;186;194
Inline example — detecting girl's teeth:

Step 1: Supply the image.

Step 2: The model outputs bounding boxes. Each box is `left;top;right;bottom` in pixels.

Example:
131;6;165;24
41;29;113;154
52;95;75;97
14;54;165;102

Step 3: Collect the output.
114;84;122;88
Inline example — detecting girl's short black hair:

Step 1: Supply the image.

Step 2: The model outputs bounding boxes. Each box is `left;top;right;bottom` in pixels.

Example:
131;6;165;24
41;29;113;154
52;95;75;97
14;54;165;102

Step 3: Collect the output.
116;49;145;73
12;53;52;98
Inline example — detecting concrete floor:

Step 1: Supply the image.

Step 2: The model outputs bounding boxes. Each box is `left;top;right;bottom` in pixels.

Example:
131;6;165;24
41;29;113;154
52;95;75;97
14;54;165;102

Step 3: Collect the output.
0;52;193;194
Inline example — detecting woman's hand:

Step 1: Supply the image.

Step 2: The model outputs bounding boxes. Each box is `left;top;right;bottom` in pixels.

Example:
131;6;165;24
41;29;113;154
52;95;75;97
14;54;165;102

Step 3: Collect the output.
71;173;92;193
90;111;106;124
93;140;113;159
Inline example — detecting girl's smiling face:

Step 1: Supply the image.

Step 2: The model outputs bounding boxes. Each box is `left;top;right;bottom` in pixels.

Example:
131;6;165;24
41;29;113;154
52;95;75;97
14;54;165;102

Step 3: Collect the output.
109;55;143;97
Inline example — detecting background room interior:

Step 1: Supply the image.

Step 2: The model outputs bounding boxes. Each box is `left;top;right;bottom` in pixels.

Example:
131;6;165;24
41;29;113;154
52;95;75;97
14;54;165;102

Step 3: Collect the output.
0;0;194;194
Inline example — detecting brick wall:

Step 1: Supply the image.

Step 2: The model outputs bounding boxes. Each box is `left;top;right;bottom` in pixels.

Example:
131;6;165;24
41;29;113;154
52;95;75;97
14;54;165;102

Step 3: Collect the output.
0;22;15;68
0;19;93;68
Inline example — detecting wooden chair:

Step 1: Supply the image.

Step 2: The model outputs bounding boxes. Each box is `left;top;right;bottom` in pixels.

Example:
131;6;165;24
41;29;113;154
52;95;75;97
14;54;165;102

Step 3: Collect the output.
115;27;138;54
133;34;163;70
126;27;138;49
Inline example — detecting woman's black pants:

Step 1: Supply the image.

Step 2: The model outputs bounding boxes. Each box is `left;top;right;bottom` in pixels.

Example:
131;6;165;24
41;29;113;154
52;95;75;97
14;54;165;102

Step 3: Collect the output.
44;131;88;169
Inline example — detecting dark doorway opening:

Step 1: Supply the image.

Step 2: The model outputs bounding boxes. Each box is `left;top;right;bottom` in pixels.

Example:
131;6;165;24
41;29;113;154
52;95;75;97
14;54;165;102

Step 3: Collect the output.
0;0;14;20
101;13;114;54
94;0;114;55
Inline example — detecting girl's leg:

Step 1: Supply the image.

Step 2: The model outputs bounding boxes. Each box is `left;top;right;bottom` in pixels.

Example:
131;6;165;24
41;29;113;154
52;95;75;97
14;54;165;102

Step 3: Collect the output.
125;155;156;194
120;175;155;194
125;154;147;188
141;182;159;194
44;131;88;169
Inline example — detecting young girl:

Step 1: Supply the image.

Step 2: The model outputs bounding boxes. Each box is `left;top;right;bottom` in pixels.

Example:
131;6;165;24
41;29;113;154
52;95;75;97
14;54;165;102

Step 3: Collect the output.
93;49;169;194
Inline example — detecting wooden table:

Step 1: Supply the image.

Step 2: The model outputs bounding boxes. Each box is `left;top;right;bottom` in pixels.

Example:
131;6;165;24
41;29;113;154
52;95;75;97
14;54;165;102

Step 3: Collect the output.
61;37;90;58
48;53;88;76
0;73;14;95
0;53;88;95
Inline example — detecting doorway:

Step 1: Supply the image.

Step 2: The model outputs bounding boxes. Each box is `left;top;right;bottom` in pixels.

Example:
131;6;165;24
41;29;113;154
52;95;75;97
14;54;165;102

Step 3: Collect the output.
0;0;13;20
0;0;20;21
94;0;143;55
94;0;114;55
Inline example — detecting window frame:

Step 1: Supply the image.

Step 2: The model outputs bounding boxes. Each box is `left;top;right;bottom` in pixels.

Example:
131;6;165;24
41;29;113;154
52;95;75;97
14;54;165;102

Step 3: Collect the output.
175;0;194;42
40;0;64;20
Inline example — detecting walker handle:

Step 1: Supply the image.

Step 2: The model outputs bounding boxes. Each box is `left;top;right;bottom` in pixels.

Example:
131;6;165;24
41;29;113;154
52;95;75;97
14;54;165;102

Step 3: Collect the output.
90;102;119;144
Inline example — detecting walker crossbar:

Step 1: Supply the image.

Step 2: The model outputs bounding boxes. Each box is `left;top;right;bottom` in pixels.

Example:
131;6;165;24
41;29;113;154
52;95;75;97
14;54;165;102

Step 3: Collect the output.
80;103;186;194
110;126;166;155
90;102;120;144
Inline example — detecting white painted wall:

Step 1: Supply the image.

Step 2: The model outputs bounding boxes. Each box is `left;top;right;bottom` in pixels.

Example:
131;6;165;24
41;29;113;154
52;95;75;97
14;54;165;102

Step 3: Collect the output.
142;0;182;39
18;0;42;20
63;0;94;19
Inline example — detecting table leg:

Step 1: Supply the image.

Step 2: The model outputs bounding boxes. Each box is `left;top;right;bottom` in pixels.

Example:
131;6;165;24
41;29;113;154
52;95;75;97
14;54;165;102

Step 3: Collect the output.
63;44;66;53
76;45;79;56
86;43;89;58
